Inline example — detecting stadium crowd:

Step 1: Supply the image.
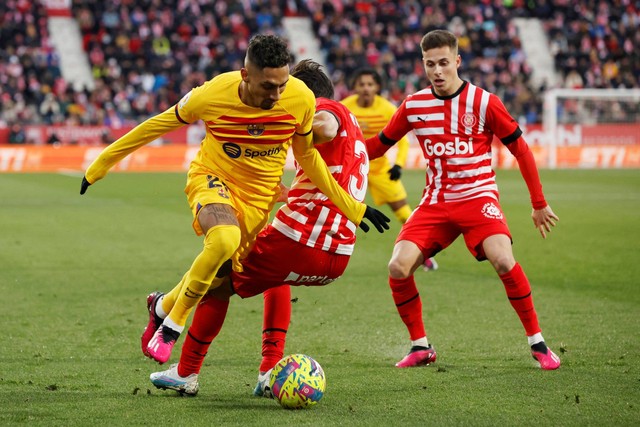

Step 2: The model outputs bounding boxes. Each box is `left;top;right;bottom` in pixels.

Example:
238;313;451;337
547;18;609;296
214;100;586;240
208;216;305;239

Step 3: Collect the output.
307;0;639;124
1;0;638;134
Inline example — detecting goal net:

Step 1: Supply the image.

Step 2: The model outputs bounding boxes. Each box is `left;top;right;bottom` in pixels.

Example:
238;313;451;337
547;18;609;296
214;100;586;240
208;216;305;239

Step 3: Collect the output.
542;88;640;168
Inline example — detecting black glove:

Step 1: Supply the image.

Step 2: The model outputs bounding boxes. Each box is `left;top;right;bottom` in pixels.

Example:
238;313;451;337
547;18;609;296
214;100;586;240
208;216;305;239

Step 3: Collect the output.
359;205;391;233
388;164;402;181
80;176;91;195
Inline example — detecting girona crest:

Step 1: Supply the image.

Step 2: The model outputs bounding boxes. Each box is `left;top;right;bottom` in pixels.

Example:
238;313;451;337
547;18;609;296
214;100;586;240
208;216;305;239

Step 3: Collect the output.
481;202;503;220
461;113;477;128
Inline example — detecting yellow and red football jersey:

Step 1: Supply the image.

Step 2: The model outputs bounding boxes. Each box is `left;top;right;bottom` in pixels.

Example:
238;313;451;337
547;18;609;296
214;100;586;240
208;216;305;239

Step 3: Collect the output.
341;94;409;175
86;71;314;210
176;71;316;209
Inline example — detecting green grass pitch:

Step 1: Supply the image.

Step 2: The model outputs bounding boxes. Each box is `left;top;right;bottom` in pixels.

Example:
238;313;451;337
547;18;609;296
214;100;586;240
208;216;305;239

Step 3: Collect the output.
1;169;639;426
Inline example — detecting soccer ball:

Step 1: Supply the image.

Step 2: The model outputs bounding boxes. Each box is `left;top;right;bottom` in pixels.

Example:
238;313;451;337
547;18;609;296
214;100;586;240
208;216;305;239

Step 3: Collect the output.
269;354;326;409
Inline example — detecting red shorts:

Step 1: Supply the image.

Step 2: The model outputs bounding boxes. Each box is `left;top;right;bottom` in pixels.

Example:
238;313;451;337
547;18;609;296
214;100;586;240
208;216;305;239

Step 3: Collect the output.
397;197;512;261
231;225;351;298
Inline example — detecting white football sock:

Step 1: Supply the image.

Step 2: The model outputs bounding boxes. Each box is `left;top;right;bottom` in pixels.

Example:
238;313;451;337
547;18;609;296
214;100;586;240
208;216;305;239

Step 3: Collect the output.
411;337;429;348
527;332;544;347
155;296;167;319
162;317;185;334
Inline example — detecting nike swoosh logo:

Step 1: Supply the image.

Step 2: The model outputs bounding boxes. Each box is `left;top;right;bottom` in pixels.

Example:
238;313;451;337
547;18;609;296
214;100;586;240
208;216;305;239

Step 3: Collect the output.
184;287;203;299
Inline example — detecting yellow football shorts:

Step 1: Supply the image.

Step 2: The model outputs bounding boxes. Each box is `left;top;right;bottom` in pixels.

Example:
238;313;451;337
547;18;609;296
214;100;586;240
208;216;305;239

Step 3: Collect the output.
367;156;408;206
184;170;274;272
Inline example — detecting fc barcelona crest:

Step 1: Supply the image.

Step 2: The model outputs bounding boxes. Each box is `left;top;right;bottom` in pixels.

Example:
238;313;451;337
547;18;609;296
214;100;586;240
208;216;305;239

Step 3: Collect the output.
247;123;265;136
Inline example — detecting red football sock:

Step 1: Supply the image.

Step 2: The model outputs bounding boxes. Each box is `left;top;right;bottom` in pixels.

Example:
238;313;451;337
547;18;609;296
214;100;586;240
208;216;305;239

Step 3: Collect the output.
259;285;291;372
177;294;229;377
499;263;541;336
389;276;426;341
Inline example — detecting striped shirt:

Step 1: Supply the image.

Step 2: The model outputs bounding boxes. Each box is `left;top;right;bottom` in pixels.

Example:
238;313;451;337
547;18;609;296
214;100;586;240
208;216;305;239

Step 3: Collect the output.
273;98;368;255
382;81;522;206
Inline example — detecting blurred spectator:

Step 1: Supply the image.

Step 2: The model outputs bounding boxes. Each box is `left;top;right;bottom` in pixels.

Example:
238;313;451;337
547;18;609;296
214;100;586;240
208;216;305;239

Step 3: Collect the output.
47;132;61;146
565;67;585;88
102;102;124;128
39;92;62;124
100;129;113;145
9;123;27;144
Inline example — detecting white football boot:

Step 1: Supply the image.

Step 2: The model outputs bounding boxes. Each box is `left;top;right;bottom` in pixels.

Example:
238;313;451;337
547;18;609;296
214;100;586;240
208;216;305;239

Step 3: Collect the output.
150;363;199;396
252;369;273;398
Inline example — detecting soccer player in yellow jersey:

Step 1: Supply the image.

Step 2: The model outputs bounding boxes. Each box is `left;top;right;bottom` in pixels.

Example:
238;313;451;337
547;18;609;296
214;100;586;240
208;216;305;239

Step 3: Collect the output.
79;35;390;364
341;68;438;271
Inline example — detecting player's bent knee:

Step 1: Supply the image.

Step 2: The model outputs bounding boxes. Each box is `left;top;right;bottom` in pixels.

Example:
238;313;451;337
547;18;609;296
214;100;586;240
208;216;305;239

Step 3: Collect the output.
388;259;412;279
489;254;516;275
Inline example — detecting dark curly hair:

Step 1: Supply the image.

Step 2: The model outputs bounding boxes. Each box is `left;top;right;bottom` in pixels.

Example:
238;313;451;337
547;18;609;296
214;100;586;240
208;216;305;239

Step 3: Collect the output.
349;68;383;92
291;59;334;99
246;34;292;69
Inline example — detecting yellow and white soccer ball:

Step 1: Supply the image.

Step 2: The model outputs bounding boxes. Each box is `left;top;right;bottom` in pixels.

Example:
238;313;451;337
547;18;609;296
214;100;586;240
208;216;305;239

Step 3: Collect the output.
269;354;326;409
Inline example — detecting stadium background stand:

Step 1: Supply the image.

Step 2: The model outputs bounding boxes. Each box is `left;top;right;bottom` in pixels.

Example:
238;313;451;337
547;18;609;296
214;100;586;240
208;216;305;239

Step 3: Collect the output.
1;0;638;139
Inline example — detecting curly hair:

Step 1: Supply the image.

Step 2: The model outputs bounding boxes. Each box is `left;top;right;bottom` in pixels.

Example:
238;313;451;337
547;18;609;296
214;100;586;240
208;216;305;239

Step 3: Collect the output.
246;34;292;69
291;59;334;99
349;68;383;91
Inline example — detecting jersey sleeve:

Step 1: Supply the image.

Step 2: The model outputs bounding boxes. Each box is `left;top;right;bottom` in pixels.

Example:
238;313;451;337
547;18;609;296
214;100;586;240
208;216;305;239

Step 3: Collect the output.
383;100;410;167
488;95;547;209
292;90;365;223
85;107;184;183
293;79;315;136
313;101;341;145
316;99;338;119
506;137;547;209
292;131;366;224
381;99;413;142
486;93;520;142
300;106;314;135
392;133;410;167
174;83;210;124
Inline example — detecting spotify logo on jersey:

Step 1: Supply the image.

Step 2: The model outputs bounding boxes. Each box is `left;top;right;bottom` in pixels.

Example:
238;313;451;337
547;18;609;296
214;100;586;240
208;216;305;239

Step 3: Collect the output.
222;143;242;158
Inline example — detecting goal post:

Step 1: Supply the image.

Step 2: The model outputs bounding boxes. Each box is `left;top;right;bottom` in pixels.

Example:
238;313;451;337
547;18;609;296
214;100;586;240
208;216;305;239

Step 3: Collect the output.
542;88;640;169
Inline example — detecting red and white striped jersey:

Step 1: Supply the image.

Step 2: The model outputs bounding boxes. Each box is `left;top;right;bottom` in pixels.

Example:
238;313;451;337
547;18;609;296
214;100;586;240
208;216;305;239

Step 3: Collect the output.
383;81;521;206
272;98;369;255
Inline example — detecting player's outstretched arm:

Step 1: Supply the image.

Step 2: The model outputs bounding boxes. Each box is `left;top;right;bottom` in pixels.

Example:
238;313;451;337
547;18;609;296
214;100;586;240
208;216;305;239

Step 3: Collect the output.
80;177;91;195
292;132;368;224
365;133;395;161
532;205;559;239
394;133;410;168
293;108;390;233
80;107;185;194
504;135;558;238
